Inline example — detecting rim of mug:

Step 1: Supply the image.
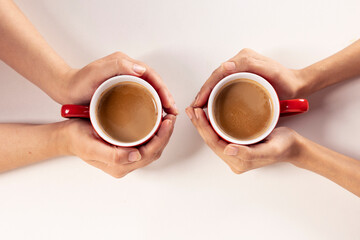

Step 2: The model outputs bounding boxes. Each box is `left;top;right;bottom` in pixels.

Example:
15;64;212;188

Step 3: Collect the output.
207;72;280;145
89;75;163;147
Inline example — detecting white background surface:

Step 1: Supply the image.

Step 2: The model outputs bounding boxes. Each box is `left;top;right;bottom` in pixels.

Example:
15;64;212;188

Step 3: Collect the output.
0;0;359;239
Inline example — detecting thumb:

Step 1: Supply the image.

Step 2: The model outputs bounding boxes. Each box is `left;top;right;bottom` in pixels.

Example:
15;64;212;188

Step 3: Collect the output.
223;142;271;160
224;144;251;158
227;57;269;79
89;139;142;165
87;57;147;86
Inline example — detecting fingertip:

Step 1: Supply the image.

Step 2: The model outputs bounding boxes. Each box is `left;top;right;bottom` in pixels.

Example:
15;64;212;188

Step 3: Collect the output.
165;104;178;116
185;107;194;120
164;117;176;132
194;108;206;120
193;87;211;108
191;93;200;107
156;116;175;138
164;113;177;123
163;107;177;115
194;108;201;119
173;104;179;115
163;118;173;127
159;91;178;115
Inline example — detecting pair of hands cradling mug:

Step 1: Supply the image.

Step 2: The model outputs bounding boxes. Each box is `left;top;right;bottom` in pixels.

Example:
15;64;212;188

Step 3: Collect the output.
60;52;177;178
62;49;308;177
186;48;309;174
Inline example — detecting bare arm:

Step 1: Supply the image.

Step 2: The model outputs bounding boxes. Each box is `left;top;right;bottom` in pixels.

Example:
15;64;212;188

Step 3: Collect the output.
294;136;360;197
188;40;360;197
186;107;360;197
0;0;70;103
0;122;64;172
0;116;176;177
192;39;360;107
0;0;178;176
0;0;178;114
298;39;360;97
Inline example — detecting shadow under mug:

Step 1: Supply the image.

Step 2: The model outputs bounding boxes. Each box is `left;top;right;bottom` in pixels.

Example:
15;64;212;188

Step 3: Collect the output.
61;75;163;147
207;72;309;145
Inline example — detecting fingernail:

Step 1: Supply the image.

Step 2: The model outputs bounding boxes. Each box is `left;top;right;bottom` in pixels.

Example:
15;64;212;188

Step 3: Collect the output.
128;151;141;162
133;64;146;75
165;119;172;127
224;146;239;156
193;94;199;106
223;61;236;71
194;108;200;119
185;108;193;120
174;104;179;114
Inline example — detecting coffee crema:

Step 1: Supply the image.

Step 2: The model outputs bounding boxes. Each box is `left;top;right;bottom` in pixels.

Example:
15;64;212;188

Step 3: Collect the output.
213;79;273;141
97;82;158;143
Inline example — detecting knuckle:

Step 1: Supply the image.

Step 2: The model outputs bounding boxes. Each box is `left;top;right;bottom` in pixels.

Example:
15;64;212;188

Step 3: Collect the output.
109;148;127;165
240;55;254;67
152;151;162;160
112;169;127;179
271;67;281;79
86;62;100;73
234;156;252;172
239;48;253;55
112;156;122;165
118;58;130;69
271;144;283;157
112;173;124;179
231;167;244;175
110;148;121;164
112;51;125;58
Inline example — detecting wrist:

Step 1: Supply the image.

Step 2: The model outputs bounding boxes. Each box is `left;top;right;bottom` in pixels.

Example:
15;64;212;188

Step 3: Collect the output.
286;132;311;168
292;68;317;98
53;67;77;105
53;120;72;156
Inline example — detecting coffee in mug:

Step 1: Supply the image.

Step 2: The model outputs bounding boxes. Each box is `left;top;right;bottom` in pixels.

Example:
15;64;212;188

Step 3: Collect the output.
213;79;273;141
208;72;309;145
61;75;162;147
97;82;158;143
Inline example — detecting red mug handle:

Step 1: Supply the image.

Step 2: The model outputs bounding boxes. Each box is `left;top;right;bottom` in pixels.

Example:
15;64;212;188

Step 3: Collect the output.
280;99;309;117
61;105;90;118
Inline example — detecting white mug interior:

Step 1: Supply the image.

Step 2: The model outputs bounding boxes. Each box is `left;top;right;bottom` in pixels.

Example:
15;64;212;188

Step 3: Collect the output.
89;75;162;147
208;72;280;145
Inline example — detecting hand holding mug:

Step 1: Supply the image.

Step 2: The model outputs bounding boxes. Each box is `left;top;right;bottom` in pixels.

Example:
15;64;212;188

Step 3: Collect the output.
187;48;309;173
58;52;178;115
183;108;302;174
58;116;175;178
60;75;177;178
192;48;308;108
59;53;178;178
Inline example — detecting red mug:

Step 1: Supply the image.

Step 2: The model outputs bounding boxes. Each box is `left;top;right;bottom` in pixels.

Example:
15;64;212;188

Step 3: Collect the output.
207;72;309;145
61;75;163;147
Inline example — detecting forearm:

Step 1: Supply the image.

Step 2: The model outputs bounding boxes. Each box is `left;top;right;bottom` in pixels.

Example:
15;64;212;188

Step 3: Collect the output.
0;122;67;172
297;39;360;96
292;136;360;197
0;0;70;102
